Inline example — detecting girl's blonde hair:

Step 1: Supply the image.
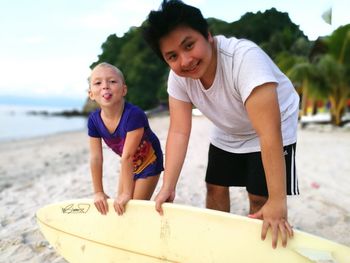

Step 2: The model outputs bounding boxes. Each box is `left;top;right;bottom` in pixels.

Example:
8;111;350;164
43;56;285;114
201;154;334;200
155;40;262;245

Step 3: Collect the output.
88;62;125;88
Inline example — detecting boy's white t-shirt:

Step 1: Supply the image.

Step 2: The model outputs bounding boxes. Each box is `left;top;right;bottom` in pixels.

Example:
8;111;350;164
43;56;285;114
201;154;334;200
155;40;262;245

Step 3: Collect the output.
167;35;300;153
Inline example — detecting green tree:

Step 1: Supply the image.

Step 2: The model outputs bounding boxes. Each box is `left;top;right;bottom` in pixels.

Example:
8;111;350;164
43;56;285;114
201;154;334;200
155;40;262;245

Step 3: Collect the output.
86;8;311;113
284;24;350;126
91;28;168;110
317;25;350;125
315;54;349;125
286;58;320;116
208;8;308;59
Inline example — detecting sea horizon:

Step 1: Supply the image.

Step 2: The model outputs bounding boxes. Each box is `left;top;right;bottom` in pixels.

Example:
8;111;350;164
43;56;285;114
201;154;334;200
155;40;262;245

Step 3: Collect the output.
0;101;87;142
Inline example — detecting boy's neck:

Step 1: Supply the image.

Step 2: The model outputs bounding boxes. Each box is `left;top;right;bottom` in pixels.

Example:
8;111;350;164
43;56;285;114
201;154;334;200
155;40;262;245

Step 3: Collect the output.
200;38;217;89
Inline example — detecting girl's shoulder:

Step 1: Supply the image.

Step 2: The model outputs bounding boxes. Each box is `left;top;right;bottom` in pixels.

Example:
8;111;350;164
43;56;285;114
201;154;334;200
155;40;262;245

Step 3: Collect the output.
88;108;101;120
124;102;146;116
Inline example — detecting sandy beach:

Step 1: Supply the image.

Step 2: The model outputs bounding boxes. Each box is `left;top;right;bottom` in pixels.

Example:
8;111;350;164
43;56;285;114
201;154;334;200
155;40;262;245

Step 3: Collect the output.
1;114;350;262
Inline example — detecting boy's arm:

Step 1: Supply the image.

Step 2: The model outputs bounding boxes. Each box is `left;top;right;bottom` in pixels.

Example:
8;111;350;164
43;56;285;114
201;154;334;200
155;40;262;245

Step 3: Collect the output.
155;96;192;215
245;82;293;248
89;137;109;214
114;127;144;215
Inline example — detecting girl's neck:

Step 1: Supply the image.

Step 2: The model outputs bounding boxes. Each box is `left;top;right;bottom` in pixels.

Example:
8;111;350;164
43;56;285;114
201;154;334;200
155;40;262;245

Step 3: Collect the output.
101;100;125;120
100;100;125;134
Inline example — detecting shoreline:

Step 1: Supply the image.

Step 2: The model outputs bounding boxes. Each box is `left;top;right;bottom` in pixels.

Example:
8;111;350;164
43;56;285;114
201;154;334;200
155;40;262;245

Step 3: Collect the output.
0;105;169;143
1;114;350;262
0;127;87;144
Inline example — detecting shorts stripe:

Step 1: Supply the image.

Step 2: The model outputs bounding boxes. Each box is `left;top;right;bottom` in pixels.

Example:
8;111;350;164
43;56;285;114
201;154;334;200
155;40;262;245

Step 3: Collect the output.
294;146;299;194
290;145;299;195
291;146;295;194
290;148;295;195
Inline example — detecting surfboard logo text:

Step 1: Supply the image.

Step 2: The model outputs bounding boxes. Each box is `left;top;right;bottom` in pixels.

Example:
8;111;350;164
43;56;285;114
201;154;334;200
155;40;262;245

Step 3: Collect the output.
62;203;90;214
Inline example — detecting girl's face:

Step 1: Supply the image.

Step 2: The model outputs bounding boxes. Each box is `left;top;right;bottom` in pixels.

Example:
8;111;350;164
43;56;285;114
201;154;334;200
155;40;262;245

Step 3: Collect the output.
159;26;215;81
89;66;127;107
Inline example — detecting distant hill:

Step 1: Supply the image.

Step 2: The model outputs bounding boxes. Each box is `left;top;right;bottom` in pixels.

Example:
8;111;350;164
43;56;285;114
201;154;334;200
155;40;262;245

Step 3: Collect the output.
207;8;309;59
88;8;311;112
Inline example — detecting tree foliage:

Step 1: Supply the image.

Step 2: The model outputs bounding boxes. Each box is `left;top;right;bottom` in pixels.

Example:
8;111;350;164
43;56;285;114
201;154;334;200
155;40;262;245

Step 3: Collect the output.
88;8;309;111
319;25;350;125
283;24;350;126
90;28;168;110
208;8;310;59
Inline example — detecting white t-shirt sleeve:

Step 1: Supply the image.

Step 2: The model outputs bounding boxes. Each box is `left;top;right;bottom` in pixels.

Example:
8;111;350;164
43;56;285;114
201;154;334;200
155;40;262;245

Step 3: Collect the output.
167;70;191;102
236;47;278;104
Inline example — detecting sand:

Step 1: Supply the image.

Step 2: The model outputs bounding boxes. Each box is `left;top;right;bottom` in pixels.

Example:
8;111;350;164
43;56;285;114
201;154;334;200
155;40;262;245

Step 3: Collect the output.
1;114;350;262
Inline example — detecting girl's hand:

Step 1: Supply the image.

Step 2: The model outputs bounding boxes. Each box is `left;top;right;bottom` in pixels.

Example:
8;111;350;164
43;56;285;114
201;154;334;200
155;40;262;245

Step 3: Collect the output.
154;187;176;215
94;192;109;215
114;193;132;215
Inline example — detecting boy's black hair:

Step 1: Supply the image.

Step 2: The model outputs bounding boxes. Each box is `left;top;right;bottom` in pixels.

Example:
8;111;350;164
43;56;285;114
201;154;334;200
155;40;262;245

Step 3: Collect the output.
143;0;209;60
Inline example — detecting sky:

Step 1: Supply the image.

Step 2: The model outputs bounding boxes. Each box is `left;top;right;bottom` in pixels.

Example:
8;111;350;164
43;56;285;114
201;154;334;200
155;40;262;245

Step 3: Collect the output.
1;0;348;107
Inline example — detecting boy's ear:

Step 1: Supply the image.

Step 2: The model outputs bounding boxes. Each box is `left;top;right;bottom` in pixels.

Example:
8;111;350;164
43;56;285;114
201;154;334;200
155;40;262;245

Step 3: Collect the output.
208;31;214;43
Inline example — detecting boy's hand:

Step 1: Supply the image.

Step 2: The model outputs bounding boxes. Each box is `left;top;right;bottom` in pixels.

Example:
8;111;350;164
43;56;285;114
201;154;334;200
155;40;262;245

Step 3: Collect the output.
248;199;293;248
94;192;109;215
114;193;132;215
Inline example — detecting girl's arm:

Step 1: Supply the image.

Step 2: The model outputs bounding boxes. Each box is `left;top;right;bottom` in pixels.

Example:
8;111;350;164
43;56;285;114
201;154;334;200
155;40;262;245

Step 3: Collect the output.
89;137;109;214
114;127;144;215
155;96;192;215
245;82;293;248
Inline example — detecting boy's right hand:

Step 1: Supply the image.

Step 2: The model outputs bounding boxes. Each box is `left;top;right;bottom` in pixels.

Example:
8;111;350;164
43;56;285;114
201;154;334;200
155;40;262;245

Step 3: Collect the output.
94;192;109;215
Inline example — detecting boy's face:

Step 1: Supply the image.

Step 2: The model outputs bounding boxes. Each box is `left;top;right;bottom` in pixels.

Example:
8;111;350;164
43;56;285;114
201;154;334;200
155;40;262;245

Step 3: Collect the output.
159;26;214;80
89;66;127;106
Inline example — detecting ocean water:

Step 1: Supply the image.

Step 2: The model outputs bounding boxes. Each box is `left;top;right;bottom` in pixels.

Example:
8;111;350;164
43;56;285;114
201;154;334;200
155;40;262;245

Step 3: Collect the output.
0;104;87;142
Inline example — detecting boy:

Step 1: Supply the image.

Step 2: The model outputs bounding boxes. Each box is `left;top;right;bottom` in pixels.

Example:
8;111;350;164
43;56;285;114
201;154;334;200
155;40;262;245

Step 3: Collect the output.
143;0;299;248
88;62;164;215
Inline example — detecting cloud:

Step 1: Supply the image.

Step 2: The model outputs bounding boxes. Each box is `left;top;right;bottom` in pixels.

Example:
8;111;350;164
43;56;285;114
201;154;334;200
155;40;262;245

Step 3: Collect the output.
22;36;46;45
332;1;350;28
72;0;160;36
0;54;91;99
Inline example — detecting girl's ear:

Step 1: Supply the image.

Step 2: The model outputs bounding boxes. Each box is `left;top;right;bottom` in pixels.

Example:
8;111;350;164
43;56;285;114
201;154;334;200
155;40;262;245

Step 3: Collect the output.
88;89;95;101
122;84;128;96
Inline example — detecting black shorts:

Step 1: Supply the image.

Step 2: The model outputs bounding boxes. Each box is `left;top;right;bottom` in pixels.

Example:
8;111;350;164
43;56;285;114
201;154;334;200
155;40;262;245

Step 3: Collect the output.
205;143;299;196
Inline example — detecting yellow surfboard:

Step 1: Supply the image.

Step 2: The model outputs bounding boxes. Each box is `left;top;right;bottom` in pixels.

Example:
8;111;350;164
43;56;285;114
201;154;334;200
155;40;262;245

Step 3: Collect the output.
36;199;350;263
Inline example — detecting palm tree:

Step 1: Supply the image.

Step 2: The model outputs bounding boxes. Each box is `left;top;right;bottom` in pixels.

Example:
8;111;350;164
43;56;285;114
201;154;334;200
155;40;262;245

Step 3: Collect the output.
288;61;320;117
321;25;350;125
315;54;348;125
281;25;350;126
276;53;321;117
